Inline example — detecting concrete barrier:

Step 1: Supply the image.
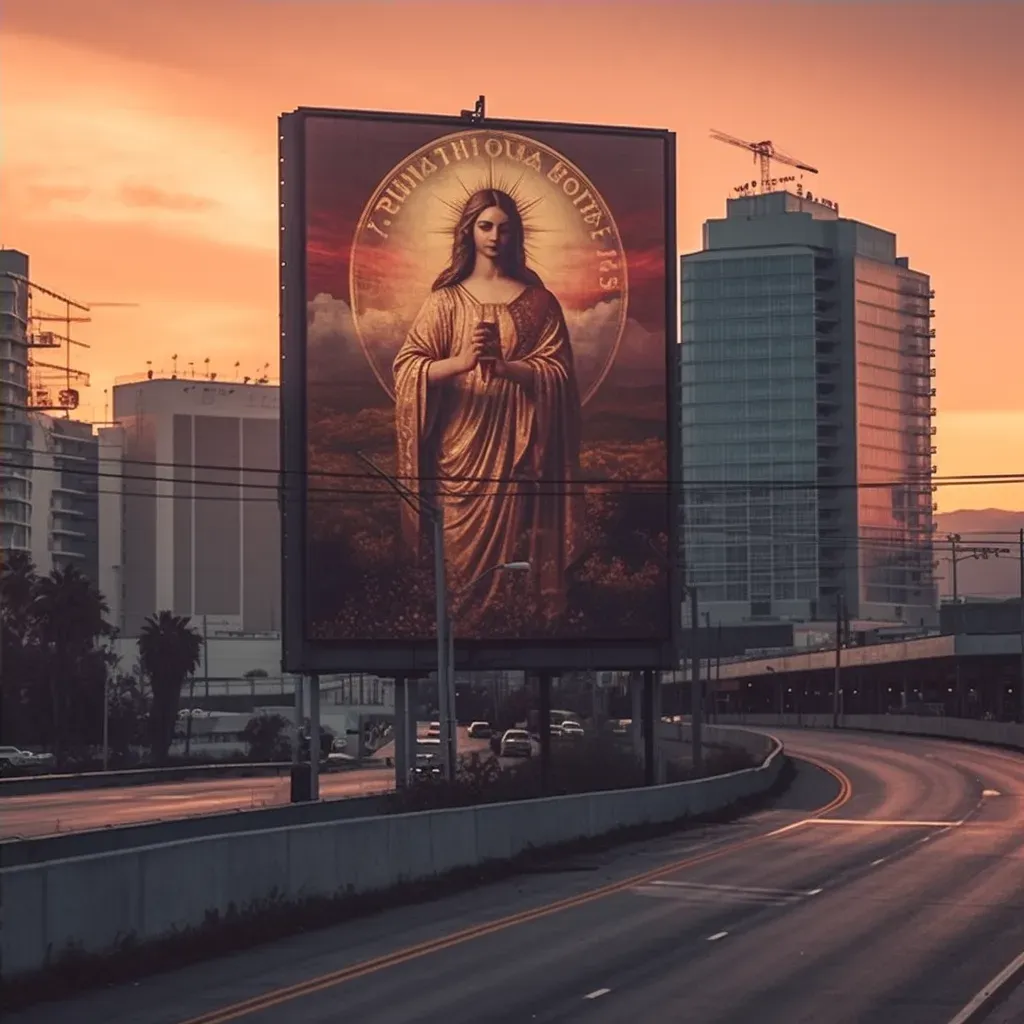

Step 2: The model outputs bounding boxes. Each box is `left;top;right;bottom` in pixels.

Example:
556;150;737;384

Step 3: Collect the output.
0;792;394;868
709;712;1024;752
1;731;783;981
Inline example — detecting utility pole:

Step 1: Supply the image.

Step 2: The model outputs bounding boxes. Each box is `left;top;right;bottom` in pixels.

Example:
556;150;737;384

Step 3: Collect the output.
1019;529;1024;724
832;592;843;729
690;590;702;776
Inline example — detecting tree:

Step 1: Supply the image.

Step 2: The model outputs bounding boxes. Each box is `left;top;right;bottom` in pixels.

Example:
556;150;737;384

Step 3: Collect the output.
138;611;203;764
31;565;114;766
242;713;292;762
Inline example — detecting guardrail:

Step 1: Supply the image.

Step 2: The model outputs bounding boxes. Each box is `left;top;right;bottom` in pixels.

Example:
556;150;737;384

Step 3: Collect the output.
0;757;387;798
1;729;784;981
709;712;1024;752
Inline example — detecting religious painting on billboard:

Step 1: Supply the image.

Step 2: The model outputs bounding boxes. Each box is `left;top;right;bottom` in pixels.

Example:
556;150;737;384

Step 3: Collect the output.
294;112;673;654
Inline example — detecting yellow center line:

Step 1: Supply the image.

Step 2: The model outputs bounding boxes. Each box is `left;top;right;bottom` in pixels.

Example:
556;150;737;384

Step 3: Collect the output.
179;756;852;1024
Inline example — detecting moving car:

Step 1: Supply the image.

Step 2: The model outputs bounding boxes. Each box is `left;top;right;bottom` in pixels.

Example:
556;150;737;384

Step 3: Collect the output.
467;721;492;739
560;720;585;738
500;729;532;758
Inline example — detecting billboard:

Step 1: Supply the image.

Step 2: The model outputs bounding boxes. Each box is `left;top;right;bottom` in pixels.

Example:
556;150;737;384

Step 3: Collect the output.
280;107;678;673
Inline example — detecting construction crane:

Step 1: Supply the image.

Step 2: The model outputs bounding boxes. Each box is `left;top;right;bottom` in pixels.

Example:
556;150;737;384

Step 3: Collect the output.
710;129;818;195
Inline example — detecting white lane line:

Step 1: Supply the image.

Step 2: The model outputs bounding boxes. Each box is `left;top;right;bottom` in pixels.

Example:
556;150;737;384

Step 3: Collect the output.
946;948;1024;1024
647;880;808;897
708;931;729;942
871;857;887;866
807;888;823;895
803;818;962;827
983;789;1001;797
584;988;611;1000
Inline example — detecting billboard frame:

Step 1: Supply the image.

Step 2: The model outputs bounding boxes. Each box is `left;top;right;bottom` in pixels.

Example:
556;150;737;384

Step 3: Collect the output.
280;105;680;675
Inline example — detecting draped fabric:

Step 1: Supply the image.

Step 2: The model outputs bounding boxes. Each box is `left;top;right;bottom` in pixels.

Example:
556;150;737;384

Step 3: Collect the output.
393;284;583;629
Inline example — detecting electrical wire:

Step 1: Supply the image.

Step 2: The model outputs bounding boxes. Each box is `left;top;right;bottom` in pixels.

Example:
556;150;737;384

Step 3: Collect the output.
3;443;1024;497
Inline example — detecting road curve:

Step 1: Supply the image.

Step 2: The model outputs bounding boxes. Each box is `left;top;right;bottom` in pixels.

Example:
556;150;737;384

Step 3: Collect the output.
10;729;1024;1024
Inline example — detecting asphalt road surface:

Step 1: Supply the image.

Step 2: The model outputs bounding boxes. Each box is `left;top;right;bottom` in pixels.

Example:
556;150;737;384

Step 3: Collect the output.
0;728;494;839
11;728;1024;1023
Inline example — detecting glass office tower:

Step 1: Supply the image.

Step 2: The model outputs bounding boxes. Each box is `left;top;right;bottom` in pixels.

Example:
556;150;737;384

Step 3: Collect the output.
681;192;936;626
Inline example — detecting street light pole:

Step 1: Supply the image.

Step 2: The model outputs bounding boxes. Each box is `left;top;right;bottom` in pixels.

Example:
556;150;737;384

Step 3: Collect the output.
1018;528;1024;724
356;451;455;779
447;560;530;774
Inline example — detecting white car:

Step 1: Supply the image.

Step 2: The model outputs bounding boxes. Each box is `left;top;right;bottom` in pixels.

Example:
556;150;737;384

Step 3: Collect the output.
560;721;585;738
500;729;532;758
0;746;50;770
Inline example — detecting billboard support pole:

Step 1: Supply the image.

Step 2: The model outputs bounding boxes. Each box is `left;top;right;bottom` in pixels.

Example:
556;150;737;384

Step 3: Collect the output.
642;669;655;786
539;673;552;792
309;674;321;801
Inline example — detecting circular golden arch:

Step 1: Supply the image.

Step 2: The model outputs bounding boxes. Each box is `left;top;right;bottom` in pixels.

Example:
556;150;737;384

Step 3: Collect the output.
348;128;628;406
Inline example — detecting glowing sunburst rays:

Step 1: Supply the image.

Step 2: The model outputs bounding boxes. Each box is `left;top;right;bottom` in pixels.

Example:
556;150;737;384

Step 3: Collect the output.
348;128;629;406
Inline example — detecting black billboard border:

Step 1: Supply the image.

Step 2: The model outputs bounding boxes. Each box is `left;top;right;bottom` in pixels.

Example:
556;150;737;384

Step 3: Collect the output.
279;105;679;676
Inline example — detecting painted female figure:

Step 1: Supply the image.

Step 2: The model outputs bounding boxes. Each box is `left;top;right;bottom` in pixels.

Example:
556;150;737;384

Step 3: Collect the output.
393;188;583;630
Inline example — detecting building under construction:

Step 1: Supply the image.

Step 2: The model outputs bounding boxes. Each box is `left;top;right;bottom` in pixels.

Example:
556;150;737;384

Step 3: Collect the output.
0;249;100;583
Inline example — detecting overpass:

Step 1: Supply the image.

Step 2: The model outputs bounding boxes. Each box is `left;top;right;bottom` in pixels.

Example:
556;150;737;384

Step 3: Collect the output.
704;629;1023;719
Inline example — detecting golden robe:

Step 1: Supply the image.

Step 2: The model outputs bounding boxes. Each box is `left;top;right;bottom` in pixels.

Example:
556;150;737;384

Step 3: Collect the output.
393;283;583;629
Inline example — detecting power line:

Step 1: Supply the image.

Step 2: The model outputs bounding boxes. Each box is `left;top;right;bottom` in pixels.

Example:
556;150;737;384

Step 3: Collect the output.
3;443;1024;496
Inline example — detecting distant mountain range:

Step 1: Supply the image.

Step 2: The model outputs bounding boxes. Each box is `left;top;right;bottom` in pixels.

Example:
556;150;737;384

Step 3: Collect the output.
933;509;1023;599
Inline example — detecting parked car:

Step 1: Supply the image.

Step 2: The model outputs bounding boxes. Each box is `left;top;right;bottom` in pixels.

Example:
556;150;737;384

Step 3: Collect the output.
560;720;585;738
500;729;532;758
467;721;492;739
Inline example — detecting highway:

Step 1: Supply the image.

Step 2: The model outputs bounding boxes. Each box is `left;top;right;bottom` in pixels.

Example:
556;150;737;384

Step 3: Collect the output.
0;729;494;839
10;728;1024;1023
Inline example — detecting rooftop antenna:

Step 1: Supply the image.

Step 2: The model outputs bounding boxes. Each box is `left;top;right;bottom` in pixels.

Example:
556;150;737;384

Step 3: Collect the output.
460;95;486;122
234;360;241;380
710;129;818;194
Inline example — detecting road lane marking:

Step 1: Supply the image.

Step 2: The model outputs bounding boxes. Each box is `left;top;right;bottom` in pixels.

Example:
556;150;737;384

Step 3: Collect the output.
946;948;1024;1024
983;789;1001;797
177;756;853;1024
807;888;823;895
708;931;729;942
801;818;961;827
584;988;611;1000
870;857;887;866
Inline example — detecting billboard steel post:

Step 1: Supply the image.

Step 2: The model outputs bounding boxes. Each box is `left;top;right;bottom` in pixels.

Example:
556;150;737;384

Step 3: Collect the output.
539;673;552;792
309;674;321;801
643;669;655;786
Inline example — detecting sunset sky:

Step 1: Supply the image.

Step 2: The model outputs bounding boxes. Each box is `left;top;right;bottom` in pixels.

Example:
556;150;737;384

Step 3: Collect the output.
2;0;1022;512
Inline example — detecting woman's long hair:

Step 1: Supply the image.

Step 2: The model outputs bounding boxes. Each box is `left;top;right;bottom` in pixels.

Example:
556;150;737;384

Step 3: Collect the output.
432;189;544;291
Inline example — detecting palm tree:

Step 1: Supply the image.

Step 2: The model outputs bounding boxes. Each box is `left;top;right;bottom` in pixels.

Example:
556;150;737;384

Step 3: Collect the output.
31;565;112;766
138;611;203;764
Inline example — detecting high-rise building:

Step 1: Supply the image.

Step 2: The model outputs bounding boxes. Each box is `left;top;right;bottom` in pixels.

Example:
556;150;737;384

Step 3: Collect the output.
0;250;32;557
681;192;937;626
110;376;280;638
1;250;101;582
27;413;100;579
